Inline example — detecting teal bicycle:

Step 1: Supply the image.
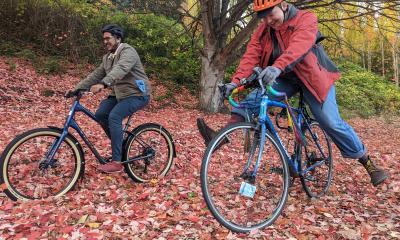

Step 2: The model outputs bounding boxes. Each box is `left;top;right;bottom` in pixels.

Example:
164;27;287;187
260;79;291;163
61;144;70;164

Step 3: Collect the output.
201;67;333;232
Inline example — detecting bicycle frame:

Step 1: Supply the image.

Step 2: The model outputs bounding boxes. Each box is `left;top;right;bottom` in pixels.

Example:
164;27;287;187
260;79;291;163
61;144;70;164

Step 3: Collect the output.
241;81;328;179
44;98;106;165
44;95;135;166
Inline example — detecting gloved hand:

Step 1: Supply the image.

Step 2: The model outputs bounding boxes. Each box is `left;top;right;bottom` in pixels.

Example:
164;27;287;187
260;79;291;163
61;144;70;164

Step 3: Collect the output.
223;82;238;98
65;89;78;98
259;66;282;85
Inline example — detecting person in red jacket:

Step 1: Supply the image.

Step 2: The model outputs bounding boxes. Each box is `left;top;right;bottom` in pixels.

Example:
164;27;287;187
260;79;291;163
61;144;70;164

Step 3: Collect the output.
197;0;388;186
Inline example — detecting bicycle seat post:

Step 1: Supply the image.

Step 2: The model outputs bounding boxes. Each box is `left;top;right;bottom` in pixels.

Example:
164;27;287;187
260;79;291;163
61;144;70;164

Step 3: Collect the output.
123;114;134;132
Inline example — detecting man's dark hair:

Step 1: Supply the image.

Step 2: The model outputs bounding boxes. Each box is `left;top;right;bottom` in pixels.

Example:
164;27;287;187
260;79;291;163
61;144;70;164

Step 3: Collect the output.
102;24;124;41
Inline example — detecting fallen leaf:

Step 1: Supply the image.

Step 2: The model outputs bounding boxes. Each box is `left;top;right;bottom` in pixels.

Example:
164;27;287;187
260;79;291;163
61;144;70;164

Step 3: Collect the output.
77;214;89;224
87;222;101;228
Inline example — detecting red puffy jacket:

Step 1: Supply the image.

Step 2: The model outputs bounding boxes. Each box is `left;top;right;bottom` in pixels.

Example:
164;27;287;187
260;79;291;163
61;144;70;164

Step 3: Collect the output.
232;6;340;103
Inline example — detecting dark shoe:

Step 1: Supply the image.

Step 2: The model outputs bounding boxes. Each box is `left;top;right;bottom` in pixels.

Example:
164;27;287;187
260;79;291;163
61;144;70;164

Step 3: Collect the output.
359;156;388;187
98;161;124;173
197;118;229;150
197;118;217;145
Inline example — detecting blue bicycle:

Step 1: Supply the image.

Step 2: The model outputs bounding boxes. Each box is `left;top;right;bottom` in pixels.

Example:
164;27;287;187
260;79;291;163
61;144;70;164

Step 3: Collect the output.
201;67;333;232
1;90;176;201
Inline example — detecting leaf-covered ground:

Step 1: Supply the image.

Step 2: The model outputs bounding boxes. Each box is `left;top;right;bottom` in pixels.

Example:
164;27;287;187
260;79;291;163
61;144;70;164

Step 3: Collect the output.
0;57;399;239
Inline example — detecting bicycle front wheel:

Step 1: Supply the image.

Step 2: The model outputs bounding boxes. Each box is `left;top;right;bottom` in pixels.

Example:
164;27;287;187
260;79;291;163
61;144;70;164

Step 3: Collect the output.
124;123;174;183
0;128;83;201
201;122;289;233
299;121;333;198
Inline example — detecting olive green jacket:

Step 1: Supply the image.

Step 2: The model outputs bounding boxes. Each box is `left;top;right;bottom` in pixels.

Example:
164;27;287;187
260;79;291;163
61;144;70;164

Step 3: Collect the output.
75;43;151;100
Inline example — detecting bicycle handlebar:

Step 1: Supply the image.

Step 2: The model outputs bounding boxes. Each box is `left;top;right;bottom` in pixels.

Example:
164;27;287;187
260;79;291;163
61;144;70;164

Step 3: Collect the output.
227;67;287;108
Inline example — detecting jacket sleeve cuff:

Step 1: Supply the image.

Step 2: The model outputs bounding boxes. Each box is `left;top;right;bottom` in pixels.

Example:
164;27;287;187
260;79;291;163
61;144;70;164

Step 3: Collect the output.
231;77;241;86
272;64;283;72
101;78;112;87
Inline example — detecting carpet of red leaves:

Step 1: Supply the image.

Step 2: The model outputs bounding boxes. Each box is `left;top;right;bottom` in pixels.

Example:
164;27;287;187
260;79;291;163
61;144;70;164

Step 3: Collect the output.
0;57;399;239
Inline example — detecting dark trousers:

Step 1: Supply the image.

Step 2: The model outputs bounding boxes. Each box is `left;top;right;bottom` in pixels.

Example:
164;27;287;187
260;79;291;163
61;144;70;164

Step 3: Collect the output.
95;95;149;161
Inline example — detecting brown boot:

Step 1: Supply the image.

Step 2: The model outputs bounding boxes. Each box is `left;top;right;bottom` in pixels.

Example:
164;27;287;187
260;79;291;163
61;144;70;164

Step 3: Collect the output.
359;156;388;187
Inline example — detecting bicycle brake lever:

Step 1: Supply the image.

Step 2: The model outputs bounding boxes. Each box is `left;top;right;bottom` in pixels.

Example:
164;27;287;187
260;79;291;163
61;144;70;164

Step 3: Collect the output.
217;83;225;92
217;83;227;101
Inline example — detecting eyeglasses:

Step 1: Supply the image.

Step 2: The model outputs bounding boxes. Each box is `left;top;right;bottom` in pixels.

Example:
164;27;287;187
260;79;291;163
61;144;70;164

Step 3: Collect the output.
103;36;115;42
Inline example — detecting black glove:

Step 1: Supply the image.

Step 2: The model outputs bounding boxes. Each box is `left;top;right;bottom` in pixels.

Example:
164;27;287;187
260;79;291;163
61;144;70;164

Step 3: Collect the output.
259;66;282;85
65;89;78;98
223;82;238;98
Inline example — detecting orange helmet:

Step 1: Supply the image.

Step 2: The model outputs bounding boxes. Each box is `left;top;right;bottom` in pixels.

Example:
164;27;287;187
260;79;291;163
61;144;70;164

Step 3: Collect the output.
253;0;283;12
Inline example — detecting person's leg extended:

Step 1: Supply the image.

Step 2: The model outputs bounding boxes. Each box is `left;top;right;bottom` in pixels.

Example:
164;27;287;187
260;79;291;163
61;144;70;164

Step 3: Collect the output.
98;96;150;173
303;85;388;186
95;96;118;138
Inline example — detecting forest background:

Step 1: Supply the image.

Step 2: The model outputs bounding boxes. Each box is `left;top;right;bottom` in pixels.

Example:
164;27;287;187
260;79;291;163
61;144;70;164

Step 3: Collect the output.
0;0;399;117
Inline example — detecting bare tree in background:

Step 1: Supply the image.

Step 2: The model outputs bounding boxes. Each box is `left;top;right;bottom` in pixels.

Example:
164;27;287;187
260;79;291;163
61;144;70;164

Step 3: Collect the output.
182;0;400;112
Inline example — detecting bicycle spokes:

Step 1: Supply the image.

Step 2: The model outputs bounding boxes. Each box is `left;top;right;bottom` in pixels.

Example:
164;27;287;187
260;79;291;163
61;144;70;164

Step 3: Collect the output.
201;123;289;232
300;122;333;198
124;124;174;183
2;129;82;200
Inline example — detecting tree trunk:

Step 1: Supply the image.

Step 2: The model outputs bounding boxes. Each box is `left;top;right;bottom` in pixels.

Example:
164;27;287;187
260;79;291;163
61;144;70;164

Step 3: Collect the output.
381;36;385;78
362;37;366;69
393;36;399;87
362;50;366;69
367;41;372;72
199;53;225;112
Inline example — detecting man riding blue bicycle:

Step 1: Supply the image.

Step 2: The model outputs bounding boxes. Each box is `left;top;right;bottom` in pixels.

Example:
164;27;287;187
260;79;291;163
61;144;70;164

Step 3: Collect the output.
197;0;388;187
67;24;151;173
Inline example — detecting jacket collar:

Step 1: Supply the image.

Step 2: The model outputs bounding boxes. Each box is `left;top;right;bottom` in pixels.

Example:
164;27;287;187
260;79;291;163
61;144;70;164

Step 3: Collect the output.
272;4;298;31
285;4;298;22
107;43;124;60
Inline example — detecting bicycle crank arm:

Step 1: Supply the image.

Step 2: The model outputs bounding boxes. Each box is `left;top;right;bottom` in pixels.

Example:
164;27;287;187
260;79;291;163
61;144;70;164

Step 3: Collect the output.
299;160;325;176
123;154;154;164
239;171;256;184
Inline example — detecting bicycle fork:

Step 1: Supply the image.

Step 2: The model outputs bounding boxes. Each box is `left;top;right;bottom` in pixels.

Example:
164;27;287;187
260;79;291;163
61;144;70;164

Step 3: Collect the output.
39;131;68;170
240;123;267;182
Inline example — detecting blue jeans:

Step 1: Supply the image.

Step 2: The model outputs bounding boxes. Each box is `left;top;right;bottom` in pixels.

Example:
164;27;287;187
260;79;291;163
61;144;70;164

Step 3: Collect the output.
95;95;150;161
232;78;366;159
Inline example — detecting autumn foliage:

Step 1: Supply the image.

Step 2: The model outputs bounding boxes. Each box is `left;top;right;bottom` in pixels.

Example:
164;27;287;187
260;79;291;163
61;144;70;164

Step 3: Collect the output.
0;57;399;239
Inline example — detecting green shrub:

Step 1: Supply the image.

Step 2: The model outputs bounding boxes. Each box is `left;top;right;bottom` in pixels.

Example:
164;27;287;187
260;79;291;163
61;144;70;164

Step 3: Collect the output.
224;63;239;83
16;49;37;61
0;41;17;56
336;61;400;117
121;14;200;90
34;57;67;74
6;58;16;71
41;88;55;97
0;0;200;87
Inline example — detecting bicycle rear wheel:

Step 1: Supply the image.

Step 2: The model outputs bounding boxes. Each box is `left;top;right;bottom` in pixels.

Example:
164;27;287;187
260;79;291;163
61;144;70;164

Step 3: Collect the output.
0;128;83;200
124;123;174;183
299;121;333;198
201;122;289;233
